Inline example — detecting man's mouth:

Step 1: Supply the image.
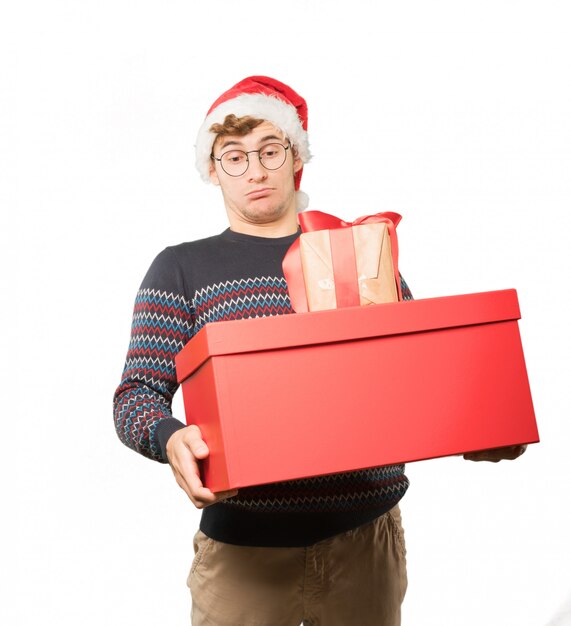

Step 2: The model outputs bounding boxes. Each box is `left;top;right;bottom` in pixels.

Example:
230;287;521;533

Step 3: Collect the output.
247;188;273;199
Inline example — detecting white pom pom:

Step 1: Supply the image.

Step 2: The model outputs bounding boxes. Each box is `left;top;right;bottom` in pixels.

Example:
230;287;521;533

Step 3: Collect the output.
296;190;310;212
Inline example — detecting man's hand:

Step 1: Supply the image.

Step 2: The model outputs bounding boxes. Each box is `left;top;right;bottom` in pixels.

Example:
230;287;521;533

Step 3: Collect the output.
463;444;527;463
166;424;238;508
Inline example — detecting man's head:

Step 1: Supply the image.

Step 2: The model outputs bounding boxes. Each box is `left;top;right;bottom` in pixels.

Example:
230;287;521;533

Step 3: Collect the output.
195;76;311;214
207;119;302;230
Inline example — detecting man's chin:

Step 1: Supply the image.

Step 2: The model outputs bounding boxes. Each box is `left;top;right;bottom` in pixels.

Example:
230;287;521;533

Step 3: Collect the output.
242;202;289;224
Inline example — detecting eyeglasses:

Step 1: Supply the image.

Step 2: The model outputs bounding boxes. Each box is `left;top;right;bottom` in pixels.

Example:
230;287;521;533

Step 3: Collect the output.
211;142;291;177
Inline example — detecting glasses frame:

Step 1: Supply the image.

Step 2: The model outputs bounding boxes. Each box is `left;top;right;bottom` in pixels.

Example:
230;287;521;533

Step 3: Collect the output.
211;142;291;177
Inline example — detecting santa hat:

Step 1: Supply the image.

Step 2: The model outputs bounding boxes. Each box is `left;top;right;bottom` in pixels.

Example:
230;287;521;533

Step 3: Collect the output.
195;75;311;211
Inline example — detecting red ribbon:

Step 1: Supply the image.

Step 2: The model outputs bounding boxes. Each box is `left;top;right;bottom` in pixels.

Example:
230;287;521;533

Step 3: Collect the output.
283;211;402;313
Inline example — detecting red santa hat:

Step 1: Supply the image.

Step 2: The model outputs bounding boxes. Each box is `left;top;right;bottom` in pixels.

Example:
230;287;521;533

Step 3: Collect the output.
195;75;311;210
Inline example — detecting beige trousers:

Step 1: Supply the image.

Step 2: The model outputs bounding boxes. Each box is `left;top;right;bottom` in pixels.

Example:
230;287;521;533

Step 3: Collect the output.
187;505;407;626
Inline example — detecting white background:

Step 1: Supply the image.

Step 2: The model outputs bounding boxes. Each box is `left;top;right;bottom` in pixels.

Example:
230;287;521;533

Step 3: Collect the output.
3;1;571;624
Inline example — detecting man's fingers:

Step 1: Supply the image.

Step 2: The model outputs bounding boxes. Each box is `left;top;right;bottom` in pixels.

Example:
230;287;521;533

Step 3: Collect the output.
191;487;220;509
184;482;236;509
172;446;233;507
463;444;528;462
172;465;217;508
166;424;237;508
188;439;209;459
175;449;212;501
174;461;238;508
216;489;239;500
463;451;500;462
185;424;210;459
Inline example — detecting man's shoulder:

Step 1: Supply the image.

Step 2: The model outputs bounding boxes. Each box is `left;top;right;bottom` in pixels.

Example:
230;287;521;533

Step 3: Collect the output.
140;231;230;295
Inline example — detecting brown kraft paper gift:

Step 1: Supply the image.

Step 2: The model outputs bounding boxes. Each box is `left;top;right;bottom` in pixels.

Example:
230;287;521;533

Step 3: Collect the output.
299;222;399;311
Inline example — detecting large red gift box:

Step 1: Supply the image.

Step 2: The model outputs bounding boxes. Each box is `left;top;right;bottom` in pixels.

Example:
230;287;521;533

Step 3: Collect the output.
175;290;539;493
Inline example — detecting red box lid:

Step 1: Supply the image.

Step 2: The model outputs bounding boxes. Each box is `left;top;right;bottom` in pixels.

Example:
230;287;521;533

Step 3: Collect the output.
176;289;521;383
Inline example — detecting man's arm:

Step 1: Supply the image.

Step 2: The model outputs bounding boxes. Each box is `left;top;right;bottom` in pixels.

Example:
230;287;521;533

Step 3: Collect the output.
113;248;236;507
112;274;192;463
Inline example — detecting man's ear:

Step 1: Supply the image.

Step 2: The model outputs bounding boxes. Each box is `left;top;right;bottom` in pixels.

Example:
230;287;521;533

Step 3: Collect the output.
209;161;221;186
292;148;303;174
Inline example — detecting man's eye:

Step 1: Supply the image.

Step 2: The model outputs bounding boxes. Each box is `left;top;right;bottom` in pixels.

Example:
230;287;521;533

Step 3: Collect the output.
224;152;246;163
261;149;277;158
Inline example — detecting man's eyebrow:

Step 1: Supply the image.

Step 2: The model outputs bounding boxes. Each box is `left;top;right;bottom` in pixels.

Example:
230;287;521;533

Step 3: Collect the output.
259;134;283;144
218;139;242;150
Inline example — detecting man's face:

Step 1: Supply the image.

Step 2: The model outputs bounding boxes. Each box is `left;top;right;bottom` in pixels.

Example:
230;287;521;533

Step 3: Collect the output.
209;122;303;229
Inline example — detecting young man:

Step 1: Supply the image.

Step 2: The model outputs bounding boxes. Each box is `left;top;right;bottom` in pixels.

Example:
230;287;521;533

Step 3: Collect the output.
113;76;526;626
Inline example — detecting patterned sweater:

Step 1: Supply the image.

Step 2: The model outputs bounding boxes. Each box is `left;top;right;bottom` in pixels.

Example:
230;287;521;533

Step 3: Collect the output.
113;228;412;547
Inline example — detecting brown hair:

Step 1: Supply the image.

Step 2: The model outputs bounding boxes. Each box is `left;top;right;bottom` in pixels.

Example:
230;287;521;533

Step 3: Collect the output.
209;114;294;154
209;114;266;141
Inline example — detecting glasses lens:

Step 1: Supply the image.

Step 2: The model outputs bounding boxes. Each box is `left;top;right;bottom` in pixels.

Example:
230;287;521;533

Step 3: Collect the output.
221;150;249;176
259;144;287;170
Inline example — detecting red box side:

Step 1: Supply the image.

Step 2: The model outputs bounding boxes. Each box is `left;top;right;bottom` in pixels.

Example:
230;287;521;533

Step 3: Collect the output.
180;359;231;491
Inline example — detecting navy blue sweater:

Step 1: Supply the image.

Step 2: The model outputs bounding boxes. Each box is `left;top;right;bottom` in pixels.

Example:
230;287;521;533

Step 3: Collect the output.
113;228;411;546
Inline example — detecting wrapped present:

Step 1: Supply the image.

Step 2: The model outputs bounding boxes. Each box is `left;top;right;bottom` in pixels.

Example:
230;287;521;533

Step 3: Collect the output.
283;210;402;312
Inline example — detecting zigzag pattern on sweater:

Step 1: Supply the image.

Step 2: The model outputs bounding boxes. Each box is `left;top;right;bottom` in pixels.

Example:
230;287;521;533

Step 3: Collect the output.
113;288;195;461
222;465;409;513
193;276;292;330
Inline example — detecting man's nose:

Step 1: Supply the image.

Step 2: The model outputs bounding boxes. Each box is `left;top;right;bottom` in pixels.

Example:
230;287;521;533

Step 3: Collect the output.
247;154;268;180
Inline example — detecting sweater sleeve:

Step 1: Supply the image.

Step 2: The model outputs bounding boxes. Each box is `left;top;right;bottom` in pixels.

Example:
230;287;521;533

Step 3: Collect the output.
399;274;413;301
113;248;195;463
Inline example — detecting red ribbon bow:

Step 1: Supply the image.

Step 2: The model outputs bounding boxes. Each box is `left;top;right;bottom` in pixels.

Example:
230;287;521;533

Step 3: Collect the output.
283;210;402;313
